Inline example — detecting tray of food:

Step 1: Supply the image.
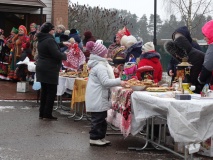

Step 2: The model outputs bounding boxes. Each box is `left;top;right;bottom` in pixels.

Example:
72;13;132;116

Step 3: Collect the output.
146;87;168;92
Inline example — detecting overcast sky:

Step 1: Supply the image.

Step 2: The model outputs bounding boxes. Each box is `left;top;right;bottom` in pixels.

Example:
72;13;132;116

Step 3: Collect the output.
70;0;167;20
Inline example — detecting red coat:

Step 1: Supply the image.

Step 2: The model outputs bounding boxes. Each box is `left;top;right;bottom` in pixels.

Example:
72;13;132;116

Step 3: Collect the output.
136;51;163;83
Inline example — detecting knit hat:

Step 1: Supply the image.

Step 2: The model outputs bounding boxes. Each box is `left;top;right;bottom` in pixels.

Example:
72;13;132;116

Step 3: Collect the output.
70;29;77;34
11;27;18;34
40;22;54;33
202;20;213;44
142;42;155;52
86;41;108;58
84;31;92;38
64;30;70;36
19;25;27;35
120;35;137;48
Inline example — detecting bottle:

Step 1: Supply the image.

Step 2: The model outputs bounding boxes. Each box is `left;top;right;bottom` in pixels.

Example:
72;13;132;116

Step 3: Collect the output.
178;77;184;94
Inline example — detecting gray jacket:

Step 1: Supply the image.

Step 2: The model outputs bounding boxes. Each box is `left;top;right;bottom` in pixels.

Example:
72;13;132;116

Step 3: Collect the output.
203;44;213;71
85;54;121;112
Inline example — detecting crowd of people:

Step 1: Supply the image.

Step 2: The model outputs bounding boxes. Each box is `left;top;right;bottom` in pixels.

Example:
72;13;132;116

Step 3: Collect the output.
1;19;213;147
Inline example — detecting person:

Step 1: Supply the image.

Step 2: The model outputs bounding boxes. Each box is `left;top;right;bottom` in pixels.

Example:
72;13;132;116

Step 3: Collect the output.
167;26;202;83
69;28;83;51
120;35;143;63
54;24;66;43
29;23;38;59
136;42;162;83
107;27;130;65
11;25;30;80
82;31;96;62
36;22;67;120
60;30;70;52
164;36;205;93
198;20;213;89
85;41;126;146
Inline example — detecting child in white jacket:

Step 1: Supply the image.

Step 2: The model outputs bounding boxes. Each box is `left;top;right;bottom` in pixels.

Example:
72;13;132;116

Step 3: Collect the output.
85;41;126;146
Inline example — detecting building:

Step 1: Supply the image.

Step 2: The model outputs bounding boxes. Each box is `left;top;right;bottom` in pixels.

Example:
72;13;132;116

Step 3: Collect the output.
0;0;68;36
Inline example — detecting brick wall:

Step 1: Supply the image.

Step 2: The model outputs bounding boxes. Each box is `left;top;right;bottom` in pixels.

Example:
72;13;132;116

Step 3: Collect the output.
52;0;68;29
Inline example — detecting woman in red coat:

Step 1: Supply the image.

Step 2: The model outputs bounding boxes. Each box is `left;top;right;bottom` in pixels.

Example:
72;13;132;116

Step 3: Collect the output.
136;42;163;83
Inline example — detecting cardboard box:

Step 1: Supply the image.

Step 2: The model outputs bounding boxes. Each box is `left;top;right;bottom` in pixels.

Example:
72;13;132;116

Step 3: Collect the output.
17;82;29;92
198;137;213;157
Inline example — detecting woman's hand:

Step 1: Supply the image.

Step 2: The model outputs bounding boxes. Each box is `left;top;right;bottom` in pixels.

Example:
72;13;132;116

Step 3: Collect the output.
169;70;174;76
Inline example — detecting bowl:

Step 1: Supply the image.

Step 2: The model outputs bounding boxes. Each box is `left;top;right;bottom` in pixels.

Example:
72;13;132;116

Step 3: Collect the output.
130;85;146;91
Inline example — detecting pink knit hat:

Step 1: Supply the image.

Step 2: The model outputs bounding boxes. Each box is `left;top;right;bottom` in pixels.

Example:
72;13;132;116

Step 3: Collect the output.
86;41;108;57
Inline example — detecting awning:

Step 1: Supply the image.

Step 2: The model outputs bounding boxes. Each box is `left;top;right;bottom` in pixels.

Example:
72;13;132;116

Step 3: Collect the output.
0;0;46;8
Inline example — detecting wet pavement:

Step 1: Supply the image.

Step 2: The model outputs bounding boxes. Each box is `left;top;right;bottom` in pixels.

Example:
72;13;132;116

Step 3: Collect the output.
0;80;211;160
0;101;211;160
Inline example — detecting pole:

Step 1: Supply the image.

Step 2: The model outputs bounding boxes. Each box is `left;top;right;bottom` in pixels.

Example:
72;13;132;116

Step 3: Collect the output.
153;0;157;46
40;8;43;25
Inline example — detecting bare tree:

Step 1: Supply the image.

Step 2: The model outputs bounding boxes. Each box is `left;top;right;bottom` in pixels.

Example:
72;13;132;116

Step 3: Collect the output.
163;0;213;32
68;1;133;41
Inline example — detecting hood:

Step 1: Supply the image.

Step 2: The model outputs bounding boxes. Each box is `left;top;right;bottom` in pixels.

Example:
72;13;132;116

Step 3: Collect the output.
125;41;143;53
87;54;107;68
174;36;192;53
37;32;54;42
141;51;161;60
202;20;213;44
164;40;186;62
172;26;192;43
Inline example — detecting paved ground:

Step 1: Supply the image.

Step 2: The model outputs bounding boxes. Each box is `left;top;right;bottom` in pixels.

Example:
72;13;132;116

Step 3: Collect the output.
0;101;211;160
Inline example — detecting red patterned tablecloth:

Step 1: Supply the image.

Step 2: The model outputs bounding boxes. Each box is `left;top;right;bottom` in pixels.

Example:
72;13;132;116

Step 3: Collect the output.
107;87;133;137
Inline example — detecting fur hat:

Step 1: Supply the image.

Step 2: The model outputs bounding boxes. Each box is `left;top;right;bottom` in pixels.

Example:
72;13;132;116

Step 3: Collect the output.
40;22;54;33
120;35;137;48
19;25;27;35
64;30;70;36
86;41;107;58
142;42;155;52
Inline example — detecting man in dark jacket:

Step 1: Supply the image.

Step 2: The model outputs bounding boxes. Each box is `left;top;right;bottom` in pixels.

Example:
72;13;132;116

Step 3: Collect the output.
165;36;205;93
167;26;202;83
36;22;67;120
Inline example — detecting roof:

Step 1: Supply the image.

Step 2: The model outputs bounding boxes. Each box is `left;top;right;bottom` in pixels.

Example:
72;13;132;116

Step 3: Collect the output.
0;0;46;8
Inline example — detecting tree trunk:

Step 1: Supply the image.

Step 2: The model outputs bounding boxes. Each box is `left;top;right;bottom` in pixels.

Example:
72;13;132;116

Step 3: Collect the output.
187;0;192;34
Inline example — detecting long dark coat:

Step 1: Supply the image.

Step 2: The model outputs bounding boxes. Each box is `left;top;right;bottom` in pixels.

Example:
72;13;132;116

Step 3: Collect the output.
36;33;67;84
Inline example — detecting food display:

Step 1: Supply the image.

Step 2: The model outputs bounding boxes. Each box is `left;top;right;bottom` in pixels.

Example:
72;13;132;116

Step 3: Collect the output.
59;71;79;77
125;78;146;88
146;87;174;92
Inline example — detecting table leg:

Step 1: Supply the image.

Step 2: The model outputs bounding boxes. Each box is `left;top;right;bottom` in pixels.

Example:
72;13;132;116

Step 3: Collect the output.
128;117;196;160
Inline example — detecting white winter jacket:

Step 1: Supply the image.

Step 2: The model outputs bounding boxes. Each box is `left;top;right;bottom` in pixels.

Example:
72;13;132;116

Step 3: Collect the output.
85;54;121;112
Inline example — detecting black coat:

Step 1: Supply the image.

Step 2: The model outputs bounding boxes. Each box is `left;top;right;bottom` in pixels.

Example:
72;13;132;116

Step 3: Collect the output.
36;33;67;84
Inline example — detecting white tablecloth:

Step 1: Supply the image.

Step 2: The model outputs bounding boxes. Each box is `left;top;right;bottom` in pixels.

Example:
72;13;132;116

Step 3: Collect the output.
131;91;213;143
57;76;76;96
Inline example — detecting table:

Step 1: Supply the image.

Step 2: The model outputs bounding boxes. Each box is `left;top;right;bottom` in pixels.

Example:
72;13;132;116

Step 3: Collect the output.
131;92;213;143
57;76;76;96
107;89;213;159
130;91;213;159
107;86;133;137
69;78;88;121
